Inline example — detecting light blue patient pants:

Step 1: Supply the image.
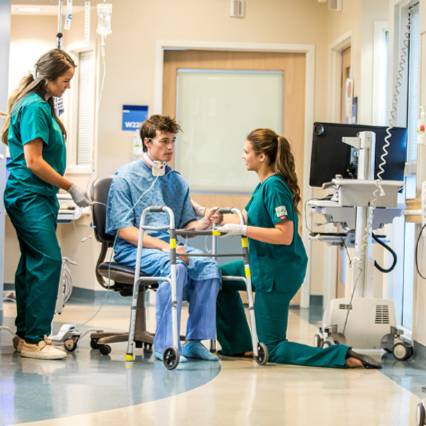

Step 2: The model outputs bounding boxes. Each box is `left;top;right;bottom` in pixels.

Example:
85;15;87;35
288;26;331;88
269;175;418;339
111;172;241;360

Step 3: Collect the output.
154;263;220;354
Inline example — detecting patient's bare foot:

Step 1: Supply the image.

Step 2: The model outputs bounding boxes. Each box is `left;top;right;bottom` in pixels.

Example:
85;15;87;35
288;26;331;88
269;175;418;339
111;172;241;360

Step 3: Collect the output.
346;356;364;368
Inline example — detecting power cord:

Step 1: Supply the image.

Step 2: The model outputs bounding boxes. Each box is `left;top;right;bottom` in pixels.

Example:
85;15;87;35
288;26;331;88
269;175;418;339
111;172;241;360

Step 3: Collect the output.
343;239;353;266
372;233;398;273
415;224;426;279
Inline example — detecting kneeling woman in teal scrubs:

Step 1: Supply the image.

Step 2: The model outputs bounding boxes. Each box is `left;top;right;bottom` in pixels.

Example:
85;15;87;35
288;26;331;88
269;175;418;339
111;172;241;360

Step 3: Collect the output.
216;128;379;368
1;50;90;360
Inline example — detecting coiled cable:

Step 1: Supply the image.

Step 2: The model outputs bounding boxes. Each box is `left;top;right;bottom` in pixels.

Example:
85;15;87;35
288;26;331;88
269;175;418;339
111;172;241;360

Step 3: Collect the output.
415;224;426;279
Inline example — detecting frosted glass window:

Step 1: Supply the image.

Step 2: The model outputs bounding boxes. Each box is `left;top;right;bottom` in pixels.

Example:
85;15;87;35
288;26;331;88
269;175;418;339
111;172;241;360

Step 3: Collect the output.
175;69;283;192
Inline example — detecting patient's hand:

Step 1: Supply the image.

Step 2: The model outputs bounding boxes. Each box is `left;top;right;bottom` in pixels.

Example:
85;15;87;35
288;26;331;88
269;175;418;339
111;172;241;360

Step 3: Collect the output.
207;207;223;225
176;246;189;264
195;207;221;230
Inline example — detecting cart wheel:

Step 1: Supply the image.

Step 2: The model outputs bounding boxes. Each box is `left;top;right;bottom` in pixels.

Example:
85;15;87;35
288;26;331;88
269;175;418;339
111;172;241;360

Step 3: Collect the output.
64;338;77;352
99;344;112;356
256;343;269;366
90;338;100;350
393;342;413;361
163;347;180;370
417;402;426;426
144;342;153;352
314;334;324;348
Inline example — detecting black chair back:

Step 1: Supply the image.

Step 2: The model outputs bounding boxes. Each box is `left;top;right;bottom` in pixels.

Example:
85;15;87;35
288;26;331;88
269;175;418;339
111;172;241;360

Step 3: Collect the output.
91;177;114;245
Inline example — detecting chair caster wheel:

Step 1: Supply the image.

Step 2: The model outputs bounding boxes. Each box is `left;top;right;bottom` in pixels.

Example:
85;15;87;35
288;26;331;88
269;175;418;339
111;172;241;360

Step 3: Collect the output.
163;347;179;370
99;344;111;356
256;343;268;365
417;402;425;426
90;338;100;350
64;337;78;352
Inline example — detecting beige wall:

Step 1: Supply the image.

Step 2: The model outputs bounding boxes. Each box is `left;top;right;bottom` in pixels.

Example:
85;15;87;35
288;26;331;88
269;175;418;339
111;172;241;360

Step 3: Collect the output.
95;0;329;178
5;0;331;293
93;0;332;296
326;0;390;123
5;1;426;319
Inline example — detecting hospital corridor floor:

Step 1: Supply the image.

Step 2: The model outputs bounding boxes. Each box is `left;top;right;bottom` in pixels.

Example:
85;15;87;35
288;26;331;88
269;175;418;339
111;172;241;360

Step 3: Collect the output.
0;296;424;426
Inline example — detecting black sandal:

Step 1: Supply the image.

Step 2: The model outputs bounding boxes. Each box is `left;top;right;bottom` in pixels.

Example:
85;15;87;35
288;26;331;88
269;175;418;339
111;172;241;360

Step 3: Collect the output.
347;349;382;369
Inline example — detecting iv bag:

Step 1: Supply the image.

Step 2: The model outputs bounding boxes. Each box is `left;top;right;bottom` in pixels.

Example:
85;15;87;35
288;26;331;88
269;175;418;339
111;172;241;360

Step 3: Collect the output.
64;0;73;31
97;3;112;36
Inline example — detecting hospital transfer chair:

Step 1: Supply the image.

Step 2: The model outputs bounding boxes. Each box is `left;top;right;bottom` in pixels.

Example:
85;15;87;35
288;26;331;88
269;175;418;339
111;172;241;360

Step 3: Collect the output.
89;177;158;355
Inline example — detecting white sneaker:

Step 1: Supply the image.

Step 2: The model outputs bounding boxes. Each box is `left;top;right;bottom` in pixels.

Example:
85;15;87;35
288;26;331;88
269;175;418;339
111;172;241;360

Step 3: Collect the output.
13;335;25;353
44;336;66;352
21;337;67;360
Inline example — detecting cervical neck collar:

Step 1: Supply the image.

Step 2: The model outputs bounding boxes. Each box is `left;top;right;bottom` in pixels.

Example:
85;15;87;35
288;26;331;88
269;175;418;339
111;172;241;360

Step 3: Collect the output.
143;152;154;168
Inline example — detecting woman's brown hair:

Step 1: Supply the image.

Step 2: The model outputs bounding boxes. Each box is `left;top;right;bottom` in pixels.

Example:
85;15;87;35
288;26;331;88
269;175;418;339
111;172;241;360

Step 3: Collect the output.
247;128;302;214
1;49;76;145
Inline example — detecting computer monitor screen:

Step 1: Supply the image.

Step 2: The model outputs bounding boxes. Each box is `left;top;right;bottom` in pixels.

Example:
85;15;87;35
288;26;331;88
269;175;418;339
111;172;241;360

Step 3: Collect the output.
309;122;408;187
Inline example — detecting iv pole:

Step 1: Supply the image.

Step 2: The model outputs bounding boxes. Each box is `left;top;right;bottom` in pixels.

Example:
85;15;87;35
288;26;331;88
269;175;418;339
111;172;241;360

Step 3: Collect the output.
57;0;63;48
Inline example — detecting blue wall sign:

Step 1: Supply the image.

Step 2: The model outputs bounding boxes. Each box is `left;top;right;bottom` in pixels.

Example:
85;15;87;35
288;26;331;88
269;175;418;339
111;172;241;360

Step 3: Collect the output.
122;105;149;131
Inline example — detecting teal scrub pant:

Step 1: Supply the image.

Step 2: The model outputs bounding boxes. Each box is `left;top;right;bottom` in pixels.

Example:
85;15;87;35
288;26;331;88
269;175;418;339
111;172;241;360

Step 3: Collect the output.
5;193;62;344
217;260;350;368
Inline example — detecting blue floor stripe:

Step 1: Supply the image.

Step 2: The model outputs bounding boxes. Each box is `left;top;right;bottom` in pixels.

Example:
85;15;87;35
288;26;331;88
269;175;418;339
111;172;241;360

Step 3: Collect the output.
0;345;220;424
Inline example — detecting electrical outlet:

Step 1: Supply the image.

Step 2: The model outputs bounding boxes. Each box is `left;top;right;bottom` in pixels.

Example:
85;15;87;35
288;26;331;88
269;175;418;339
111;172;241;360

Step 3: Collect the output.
422;181;426;230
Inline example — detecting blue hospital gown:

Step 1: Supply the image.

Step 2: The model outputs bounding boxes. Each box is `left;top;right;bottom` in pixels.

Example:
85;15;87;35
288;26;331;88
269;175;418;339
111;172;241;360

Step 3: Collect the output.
106;160;220;281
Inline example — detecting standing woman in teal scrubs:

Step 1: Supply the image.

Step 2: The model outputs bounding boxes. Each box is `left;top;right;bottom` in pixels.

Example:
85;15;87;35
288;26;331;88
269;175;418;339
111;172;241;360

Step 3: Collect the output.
216;128;380;369
1;49;90;360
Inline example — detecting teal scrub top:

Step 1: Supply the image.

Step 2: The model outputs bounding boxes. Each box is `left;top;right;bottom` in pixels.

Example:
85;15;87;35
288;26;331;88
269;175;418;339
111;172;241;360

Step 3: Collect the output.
246;174;308;294
5;92;66;201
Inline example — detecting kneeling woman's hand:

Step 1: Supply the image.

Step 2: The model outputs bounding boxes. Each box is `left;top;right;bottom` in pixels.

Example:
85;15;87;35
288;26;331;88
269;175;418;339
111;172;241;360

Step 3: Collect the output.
216;223;247;237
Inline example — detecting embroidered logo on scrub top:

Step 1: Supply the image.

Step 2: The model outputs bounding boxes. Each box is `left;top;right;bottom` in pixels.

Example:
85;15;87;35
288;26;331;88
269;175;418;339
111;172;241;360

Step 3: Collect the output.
275;205;288;220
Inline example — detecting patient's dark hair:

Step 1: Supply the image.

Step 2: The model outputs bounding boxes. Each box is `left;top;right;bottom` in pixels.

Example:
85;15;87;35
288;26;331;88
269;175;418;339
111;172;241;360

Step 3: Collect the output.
140;115;182;152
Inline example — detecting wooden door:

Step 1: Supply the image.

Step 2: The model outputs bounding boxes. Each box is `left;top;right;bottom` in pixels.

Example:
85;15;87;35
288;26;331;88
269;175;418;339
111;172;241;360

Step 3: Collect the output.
163;50;306;305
